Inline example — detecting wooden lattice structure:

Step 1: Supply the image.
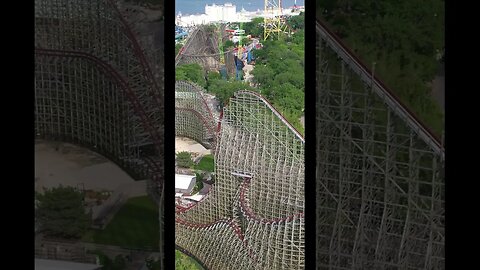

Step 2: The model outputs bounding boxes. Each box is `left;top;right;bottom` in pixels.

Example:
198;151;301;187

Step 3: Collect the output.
316;20;445;269
175;81;217;150
176;90;305;269
176;25;236;76
34;0;164;267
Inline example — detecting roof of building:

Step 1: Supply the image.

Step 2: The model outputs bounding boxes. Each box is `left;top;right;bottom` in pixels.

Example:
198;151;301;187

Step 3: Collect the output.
35;259;100;270
183;194;204;202
175;174;196;190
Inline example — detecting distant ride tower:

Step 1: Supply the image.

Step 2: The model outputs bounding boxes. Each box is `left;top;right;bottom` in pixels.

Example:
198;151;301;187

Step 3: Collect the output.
264;0;286;40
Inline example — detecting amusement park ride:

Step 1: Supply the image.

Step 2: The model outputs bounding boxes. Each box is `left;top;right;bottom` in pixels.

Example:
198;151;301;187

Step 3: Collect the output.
264;0;287;40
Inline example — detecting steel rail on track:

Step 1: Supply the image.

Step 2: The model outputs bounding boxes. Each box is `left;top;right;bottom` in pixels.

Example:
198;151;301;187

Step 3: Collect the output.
176;217;259;262
175;28;199;66
174;190;211;213
316;20;444;158
175;108;216;135
106;0;163;109
176;81;217;128
233;90;305;142
177;90;305;221
35;48;163;155
239;178;304;224
180;48;236;58
175;203;197;213
175;107;217;149
175;26;234;67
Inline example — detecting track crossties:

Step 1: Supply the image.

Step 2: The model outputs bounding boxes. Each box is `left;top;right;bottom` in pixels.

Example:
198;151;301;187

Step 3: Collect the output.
316;20;445;269
176;90;305;270
175;81;217;150
176;25;236;75
34;0;164;203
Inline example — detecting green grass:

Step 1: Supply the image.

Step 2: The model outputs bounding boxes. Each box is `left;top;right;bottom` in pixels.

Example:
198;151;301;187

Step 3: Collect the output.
175;250;204;270
83;196;159;250
194;155;215;172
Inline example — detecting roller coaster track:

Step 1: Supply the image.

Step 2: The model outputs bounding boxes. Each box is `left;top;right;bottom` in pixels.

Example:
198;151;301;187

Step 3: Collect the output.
35;0;164;266
176;90;305;269
175;27;200;66
175;25;236;74
35;0;164;180
36;48;163;150
316;20;444;157
316;19;444;269
175;81;217;150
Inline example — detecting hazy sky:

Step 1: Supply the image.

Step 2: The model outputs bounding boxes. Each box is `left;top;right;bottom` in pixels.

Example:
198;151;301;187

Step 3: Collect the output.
175;0;305;15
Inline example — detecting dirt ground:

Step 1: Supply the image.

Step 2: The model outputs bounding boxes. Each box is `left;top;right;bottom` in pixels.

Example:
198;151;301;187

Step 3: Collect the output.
35;141;135;193
175;137;210;156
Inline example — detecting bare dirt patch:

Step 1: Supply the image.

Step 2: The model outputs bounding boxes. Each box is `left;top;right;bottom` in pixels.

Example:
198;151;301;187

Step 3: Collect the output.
35;141;135;193
175;137;211;156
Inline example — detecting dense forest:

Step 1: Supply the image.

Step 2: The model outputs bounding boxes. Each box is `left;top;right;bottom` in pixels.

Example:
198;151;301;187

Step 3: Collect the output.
317;0;445;136
250;14;305;133
176;13;306;134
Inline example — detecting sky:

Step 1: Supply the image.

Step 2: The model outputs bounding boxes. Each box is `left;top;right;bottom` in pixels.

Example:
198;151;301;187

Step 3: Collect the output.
175;0;305;15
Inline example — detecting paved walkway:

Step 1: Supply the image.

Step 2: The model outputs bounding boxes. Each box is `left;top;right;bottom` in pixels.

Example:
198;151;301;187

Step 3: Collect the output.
431;63;445;112
243;63;254;82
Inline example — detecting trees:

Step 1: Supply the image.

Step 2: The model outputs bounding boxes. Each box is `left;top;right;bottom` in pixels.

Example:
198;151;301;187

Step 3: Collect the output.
206;79;253;107
89;250;126;270
288;12;305;30
241;17;264;38
176;64;206;88
35;185;90;239
176;151;194;168
175;43;183;56
178;14;306;134
248;17;305;133
192;173;204;194
251;65;275;89
206;71;222;89
317;0;445;134
223;40;234;50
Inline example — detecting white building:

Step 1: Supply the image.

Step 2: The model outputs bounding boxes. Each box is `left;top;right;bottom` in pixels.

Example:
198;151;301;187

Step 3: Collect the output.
177;13;211;27
183;193;205;202
205;3;237;22
176;4;305;27
175;174;196;195
205;4;221;21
